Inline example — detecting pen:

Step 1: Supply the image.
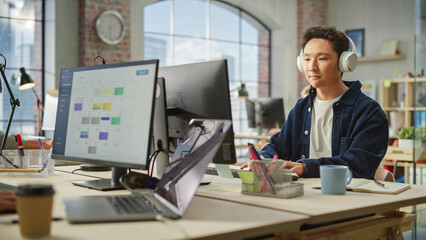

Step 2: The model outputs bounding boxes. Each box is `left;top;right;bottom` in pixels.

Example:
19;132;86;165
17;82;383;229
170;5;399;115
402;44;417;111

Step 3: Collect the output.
15;134;25;168
0;217;62;225
247;143;261;160
374;179;387;188
247;144;275;194
15;134;25;157
38;139;48;171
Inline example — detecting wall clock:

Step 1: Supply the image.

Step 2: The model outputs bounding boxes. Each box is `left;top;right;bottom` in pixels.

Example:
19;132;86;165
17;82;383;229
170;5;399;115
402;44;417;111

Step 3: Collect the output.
96;10;125;45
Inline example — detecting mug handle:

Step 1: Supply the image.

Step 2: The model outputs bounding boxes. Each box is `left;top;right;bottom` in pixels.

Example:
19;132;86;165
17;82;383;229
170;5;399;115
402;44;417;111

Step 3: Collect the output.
346;169;353;185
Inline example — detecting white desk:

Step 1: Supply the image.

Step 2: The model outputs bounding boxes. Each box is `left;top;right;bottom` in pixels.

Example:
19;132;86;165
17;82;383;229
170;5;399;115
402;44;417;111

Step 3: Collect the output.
0;169;308;240
55;166;426;238
197;175;426;225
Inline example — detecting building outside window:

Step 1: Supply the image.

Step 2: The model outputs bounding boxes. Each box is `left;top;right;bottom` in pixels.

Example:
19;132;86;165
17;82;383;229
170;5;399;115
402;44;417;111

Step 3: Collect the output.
0;0;43;137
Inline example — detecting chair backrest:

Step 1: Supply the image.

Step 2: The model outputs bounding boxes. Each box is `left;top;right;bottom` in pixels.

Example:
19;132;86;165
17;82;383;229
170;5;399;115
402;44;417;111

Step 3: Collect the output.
374;168;395;182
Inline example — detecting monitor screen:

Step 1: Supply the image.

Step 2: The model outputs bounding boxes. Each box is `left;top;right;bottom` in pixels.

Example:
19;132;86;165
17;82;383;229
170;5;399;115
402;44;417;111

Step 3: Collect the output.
158;60;237;164
246;98;285;133
52;60;159;171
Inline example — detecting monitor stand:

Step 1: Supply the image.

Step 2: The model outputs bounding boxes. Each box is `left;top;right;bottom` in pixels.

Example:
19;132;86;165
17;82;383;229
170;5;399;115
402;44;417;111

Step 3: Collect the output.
72;167;127;191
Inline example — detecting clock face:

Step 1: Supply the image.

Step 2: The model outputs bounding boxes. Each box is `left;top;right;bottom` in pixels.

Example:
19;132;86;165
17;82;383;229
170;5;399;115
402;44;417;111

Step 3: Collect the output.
96;10;125;45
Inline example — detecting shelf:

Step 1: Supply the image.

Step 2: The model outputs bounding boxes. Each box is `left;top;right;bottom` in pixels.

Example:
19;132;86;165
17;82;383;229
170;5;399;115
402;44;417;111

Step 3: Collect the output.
382;107;405;111
383;107;426;111
380;78;426;127
358;54;406;62
388;77;426;83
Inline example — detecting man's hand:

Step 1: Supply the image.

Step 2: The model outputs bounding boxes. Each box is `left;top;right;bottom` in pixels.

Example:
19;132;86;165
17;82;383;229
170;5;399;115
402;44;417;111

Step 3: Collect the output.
283;161;305;176
0;190;16;212
240;156;265;171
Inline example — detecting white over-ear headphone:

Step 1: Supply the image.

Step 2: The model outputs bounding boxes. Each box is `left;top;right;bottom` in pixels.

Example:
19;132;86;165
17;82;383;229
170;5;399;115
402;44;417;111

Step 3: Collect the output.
296;34;358;73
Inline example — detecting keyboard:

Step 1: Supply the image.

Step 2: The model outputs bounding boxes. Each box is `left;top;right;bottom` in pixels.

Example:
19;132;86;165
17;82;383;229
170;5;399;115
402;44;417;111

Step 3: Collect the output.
107;195;160;215
0;182;17;192
205;166;244;178
205;167;299;181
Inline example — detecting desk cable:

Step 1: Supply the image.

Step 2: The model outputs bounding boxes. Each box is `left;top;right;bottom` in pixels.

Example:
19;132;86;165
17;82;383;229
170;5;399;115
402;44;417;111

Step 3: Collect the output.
149;149;161;177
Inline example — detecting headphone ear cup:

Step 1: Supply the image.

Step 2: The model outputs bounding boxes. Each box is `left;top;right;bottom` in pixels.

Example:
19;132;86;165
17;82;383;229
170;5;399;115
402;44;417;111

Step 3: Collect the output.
339;51;358;72
296;51;303;73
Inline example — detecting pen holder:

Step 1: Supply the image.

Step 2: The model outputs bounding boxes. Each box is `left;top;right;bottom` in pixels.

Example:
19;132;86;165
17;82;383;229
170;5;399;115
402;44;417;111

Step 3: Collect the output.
241;160;303;199
0;149;55;176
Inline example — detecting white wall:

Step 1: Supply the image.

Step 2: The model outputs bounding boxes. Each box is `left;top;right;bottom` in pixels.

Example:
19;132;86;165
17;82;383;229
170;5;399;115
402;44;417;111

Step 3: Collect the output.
328;0;415;100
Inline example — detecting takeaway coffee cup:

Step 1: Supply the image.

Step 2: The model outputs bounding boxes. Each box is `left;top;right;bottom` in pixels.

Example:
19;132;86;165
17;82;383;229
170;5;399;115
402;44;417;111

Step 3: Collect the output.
320;165;352;195
16;184;55;238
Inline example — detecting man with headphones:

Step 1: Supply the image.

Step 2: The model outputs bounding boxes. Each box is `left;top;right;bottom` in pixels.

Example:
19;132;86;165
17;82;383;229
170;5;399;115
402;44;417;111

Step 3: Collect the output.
243;26;388;179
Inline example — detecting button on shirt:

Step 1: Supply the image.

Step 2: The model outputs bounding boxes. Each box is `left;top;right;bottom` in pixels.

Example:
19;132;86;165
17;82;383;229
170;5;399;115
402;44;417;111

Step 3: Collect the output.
258;81;389;179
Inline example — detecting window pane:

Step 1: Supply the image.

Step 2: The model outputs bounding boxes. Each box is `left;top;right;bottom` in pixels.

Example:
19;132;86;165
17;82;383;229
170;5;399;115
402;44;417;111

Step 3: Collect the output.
0;68;36;135
241;12;268;46
0;19;40;69
174;0;206;38
241;44;258;82
210;40;240;82
0;0;42;20
174;36;207;65
144;0;171;34
144;33;171;67
210;1;239;42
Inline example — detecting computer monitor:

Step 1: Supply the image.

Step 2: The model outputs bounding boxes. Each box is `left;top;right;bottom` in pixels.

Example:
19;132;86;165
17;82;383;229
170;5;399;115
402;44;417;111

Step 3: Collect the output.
246;98;285;135
150;77;169;178
52;59;159;190
158;59;237;164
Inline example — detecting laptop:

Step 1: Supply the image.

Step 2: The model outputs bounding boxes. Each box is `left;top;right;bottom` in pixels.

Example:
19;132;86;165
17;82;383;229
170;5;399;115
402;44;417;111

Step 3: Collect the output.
63;119;231;223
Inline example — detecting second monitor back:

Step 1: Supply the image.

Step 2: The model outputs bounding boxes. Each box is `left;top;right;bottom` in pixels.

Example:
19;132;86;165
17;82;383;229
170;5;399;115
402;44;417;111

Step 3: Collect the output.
158;59;237;164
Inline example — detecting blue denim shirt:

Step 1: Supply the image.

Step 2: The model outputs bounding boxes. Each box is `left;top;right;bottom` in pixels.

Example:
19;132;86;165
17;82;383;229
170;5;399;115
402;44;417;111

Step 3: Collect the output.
259;80;389;178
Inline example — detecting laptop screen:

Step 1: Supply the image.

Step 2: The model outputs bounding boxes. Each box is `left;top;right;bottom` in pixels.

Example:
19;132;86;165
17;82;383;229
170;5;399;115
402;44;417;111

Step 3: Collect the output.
154;120;231;212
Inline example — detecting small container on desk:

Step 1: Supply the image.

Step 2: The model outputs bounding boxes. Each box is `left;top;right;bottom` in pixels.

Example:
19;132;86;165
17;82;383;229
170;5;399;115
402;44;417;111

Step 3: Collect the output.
240;160;303;198
0;149;54;176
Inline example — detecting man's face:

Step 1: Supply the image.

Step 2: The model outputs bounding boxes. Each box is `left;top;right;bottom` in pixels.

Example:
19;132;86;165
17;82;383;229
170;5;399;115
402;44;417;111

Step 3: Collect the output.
302;38;341;89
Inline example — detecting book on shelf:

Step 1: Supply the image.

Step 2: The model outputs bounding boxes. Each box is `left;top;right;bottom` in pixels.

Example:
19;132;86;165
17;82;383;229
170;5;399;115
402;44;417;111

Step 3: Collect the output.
414;111;426;127
346;178;411;194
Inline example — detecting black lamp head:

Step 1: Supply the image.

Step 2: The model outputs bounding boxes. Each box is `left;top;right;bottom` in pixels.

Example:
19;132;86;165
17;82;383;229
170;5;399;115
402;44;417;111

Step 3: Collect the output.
237;82;249;98
19;67;35;90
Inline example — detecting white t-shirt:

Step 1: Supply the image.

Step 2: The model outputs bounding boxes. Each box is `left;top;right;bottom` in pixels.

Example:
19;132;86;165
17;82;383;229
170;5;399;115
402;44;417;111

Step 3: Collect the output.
309;94;343;159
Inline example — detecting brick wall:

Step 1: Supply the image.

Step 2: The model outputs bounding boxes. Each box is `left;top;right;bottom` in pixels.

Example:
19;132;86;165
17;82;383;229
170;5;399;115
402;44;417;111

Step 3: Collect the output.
297;0;328;95
78;0;131;66
258;32;270;97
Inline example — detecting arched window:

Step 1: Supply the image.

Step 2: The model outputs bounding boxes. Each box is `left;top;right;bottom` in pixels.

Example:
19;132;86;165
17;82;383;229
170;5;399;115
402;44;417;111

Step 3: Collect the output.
0;0;44;136
144;0;270;137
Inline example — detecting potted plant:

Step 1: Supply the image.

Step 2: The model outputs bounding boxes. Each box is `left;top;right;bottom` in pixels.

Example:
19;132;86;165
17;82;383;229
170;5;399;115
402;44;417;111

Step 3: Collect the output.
415;126;426;147
398;126;422;148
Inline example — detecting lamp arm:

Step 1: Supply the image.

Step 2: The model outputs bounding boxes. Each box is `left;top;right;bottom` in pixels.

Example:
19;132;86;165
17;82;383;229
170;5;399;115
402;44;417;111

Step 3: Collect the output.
0;67;18;106
32;87;44;112
0;64;21;168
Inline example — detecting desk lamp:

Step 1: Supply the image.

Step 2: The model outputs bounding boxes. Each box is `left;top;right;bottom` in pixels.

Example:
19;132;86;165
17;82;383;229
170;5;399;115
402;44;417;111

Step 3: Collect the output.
231;82;249;99
19;67;44;136
0;54;21;168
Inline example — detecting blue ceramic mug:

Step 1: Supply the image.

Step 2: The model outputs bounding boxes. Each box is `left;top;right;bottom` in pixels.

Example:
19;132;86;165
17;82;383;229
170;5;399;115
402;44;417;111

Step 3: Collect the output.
320;165;352;195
